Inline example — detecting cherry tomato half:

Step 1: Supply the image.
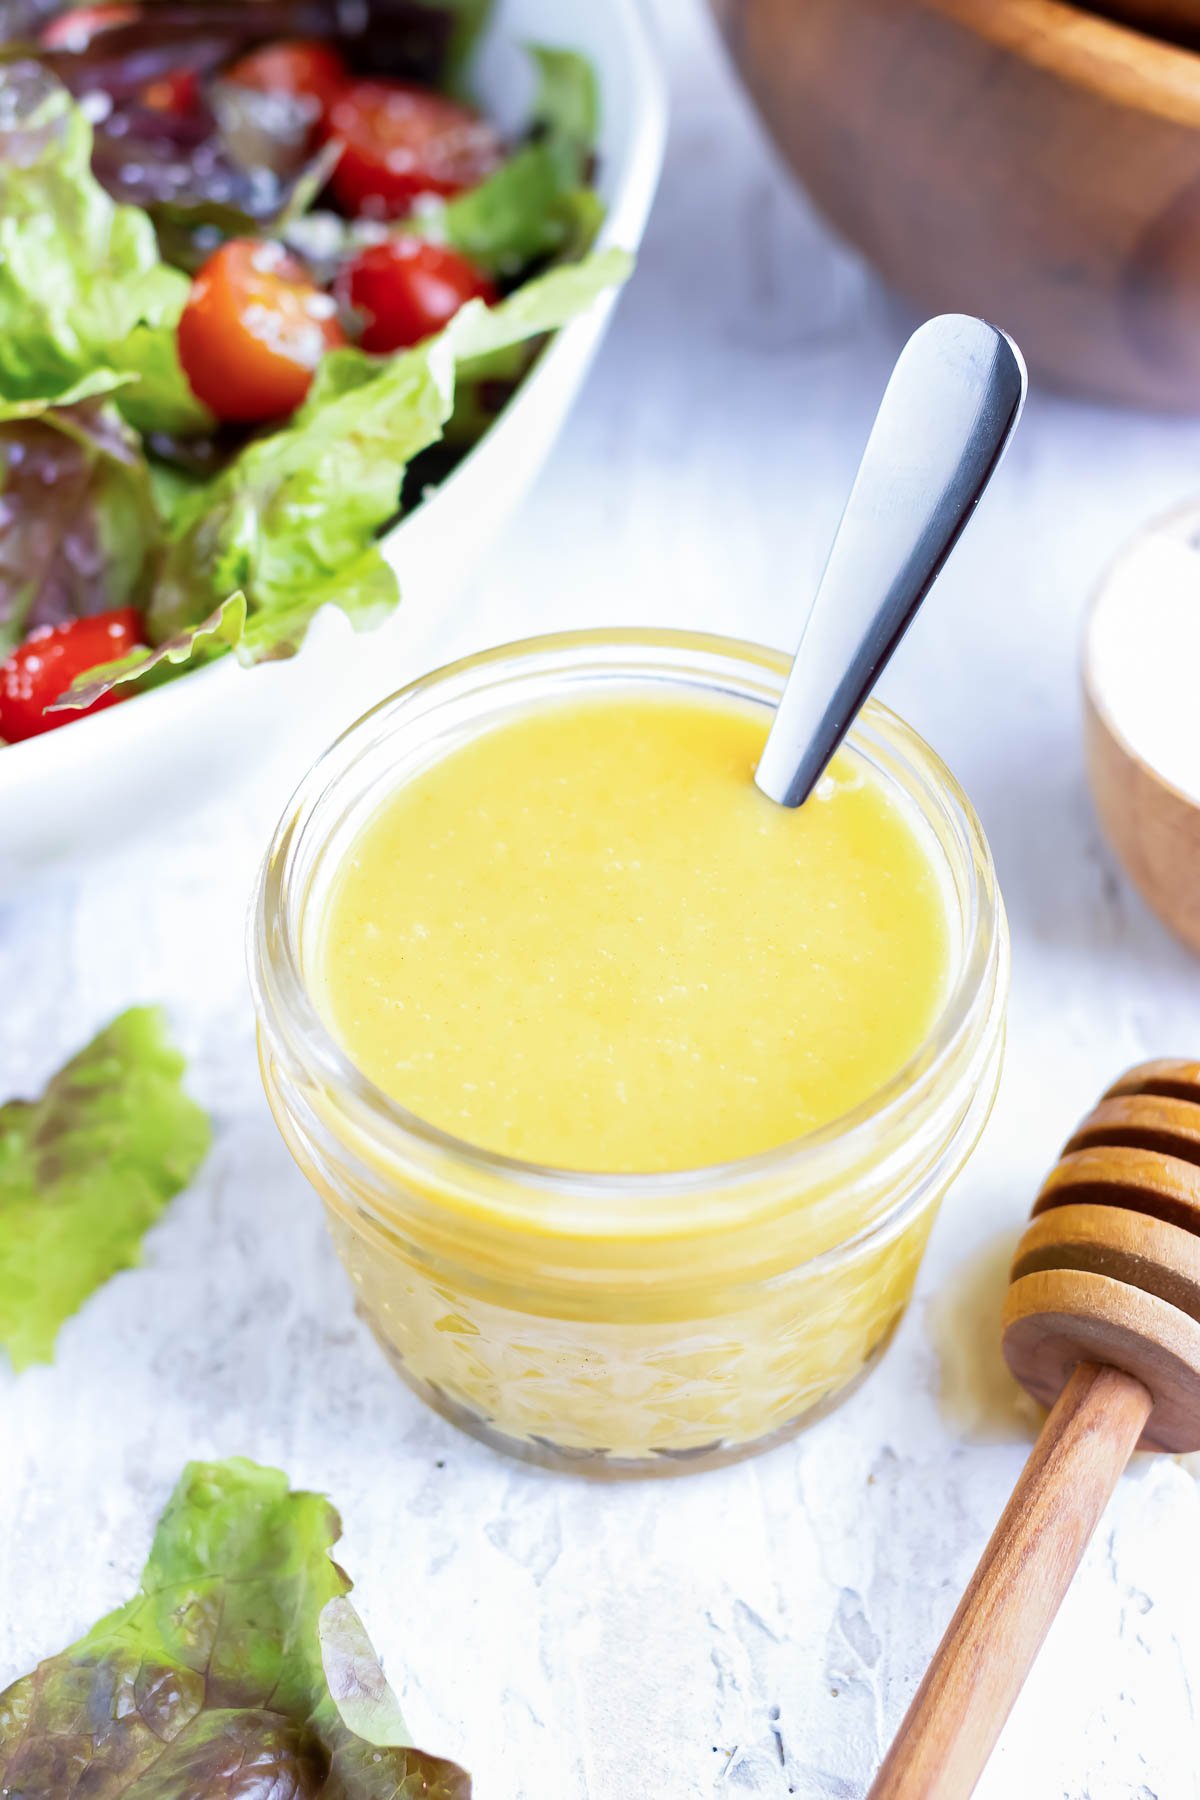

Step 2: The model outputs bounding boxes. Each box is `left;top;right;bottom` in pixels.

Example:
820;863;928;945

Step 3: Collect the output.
38;3;137;50
177;239;345;424
0;608;145;743
326;79;503;219
225;38;348;126
337;237;496;353
141;66;202;114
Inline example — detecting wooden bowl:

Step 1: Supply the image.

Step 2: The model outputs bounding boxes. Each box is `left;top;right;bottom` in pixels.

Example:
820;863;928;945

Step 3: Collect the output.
1089;1;1200;47
1084;502;1200;950
712;0;1200;411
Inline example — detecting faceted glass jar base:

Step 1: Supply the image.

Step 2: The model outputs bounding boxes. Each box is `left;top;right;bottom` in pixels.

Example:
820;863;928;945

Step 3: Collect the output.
363;1308;901;1478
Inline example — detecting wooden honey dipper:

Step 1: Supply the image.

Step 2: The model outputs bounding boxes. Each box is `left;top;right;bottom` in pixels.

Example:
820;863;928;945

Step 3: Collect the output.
870;1058;1200;1799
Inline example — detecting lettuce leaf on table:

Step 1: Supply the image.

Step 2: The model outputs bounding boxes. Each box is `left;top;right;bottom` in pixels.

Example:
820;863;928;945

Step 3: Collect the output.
0;1456;471;1799
0;1007;210;1371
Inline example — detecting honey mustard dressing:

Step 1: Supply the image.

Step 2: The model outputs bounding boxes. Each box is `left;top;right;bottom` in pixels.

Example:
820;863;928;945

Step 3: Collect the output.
315;692;951;1172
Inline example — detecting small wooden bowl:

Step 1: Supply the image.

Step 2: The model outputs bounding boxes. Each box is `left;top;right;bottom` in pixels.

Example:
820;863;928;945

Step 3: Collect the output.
712;0;1200;411
1084;502;1200;951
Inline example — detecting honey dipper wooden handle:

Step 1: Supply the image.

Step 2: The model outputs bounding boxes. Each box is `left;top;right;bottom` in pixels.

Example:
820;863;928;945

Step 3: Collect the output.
868;1361;1153;1800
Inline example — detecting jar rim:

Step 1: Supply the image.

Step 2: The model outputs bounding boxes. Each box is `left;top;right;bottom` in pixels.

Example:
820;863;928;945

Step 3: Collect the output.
250;628;1006;1219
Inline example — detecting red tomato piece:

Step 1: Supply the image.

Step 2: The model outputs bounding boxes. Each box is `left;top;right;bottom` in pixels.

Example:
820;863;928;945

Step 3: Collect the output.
38;3;136;49
0;608;145;743
337;237;496;353
225;38;348;121
141;66;202;114
326;79;503;219
177;238;346;424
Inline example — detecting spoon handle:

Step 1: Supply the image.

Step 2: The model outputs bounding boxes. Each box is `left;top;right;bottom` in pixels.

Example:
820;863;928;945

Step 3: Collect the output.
755;315;1026;807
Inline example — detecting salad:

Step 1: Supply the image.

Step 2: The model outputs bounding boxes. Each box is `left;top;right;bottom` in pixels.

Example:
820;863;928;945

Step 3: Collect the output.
0;0;629;744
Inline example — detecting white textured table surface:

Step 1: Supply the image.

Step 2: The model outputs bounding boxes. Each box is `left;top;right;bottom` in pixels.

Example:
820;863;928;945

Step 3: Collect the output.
4;6;1200;1796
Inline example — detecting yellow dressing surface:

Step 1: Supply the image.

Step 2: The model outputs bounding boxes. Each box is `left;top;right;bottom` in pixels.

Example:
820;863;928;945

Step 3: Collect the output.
315;692;951;1173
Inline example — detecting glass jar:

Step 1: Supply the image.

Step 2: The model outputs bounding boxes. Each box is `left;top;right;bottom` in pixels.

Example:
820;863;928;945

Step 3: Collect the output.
250;631;1008;1473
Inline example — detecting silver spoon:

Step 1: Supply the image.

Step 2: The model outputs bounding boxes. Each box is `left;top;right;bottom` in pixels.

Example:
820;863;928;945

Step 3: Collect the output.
755;315;1027;808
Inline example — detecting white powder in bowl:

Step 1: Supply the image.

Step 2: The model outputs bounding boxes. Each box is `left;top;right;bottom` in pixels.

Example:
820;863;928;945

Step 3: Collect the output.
1087;529;1200;808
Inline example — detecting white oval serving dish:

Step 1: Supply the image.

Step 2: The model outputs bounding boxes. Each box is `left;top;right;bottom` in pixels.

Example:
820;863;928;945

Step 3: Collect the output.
0;0;666;886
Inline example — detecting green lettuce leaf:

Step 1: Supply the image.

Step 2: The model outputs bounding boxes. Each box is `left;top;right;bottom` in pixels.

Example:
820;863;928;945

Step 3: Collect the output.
442;146;581;276
448;246;630;363
112;311;216;440
525;42;599;158
44;239;630;712
57;247;630;702
147;332;459;655
441;44;600;276
148;457;209;529
0;1007;210;1371
439;244;627;445
0;63;185;421
431;0;493;86
49;592;248;712
154;250;629;661
0;400;160;653
0;368;129;417
0;1457;471;1799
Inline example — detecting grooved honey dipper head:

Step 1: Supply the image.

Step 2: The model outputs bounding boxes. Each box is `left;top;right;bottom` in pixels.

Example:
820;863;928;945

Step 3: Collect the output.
1002;1060;1200;1453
